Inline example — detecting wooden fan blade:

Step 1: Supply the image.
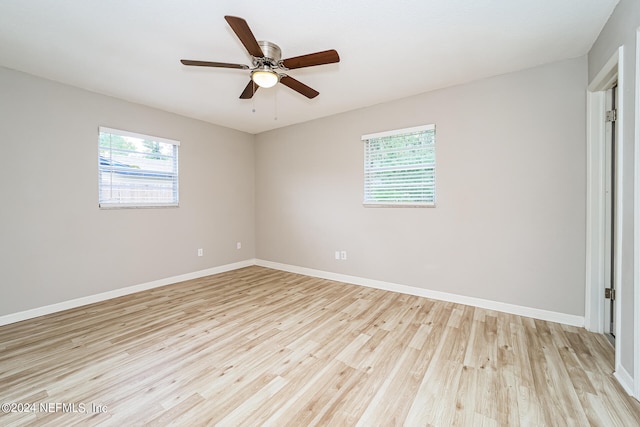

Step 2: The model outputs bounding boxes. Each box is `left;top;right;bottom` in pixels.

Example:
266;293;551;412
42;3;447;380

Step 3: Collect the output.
239;80;259;99
180;59;249;70
224;16;264;58
282;49;340;70
280;75;319;99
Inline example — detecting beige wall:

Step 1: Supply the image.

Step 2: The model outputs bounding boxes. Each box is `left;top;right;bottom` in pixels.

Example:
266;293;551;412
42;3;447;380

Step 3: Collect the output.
0;67;255;316
256;56;587;316
1;56;589;322
588;0;640;386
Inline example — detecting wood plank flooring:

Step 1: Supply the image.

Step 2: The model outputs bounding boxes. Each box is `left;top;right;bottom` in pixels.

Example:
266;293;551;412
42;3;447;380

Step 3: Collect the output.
1;266;639;426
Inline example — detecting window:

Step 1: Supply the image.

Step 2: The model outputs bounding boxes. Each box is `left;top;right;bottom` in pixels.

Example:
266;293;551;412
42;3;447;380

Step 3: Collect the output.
362;124;435;207
98;127;179;208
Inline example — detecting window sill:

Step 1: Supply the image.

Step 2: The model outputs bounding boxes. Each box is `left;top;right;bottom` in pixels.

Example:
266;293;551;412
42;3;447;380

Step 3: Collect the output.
99;203;179;209
363;202;435;208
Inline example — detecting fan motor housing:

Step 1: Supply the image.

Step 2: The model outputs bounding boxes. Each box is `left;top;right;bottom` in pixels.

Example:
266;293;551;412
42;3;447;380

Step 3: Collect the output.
257;41;282;62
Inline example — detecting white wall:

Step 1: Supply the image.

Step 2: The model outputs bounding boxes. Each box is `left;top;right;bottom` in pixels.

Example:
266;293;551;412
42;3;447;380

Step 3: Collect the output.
588;0;640;389
256;56;587;316
0;67;256;316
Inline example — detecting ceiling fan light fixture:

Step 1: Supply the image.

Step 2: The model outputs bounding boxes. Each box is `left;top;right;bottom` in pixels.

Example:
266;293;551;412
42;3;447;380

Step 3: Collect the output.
181;16;340;99
251;67;279;88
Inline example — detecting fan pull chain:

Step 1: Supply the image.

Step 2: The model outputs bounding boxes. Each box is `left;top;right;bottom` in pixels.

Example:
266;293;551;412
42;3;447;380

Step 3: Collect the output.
252;84;256;113
274;88;278;121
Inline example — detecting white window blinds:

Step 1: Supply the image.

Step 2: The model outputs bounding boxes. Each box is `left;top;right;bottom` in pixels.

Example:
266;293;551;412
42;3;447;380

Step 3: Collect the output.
98;127;180;208
362;124;435;207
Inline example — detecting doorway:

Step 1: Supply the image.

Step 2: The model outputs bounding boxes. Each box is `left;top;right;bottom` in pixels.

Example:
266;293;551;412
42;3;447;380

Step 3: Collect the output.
585;47;622;371
603;84;617;345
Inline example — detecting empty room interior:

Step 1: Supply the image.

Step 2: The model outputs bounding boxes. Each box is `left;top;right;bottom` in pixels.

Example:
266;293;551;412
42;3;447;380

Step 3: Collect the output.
2;0;640;425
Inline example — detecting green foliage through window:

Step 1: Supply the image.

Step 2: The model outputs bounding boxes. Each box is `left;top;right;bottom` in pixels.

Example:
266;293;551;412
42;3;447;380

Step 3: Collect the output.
362;124;435;206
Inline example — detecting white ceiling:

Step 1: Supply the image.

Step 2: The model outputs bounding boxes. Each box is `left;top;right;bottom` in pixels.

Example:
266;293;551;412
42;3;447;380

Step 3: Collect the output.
0;0;618;134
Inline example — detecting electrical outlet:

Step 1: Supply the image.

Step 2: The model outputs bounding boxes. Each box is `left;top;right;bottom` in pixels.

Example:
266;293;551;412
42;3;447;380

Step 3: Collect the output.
197;248;203;257
340;251;347;260
335;251;340;260
237;242;242;250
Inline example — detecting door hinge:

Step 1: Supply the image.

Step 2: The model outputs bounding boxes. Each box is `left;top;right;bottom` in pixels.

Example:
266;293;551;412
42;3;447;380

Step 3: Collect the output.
605;287;615;300
606;109;617;122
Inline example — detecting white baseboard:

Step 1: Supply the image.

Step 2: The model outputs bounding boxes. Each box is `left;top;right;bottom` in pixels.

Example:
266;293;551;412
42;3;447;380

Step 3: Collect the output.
614;364;635;396
255;259;585;327
0;259;257;327
0;258;585;329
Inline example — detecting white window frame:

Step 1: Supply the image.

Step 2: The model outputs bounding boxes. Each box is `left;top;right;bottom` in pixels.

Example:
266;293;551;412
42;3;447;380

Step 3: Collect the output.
98;127;180;208
362;124;436;207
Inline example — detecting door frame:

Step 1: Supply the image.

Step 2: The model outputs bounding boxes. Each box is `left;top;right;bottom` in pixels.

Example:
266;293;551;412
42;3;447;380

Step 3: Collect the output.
634;28;640;400
585;47;623;373
603;84;616;344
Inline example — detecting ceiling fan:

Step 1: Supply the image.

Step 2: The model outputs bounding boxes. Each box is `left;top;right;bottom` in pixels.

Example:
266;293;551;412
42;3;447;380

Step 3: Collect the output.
180;16;340;100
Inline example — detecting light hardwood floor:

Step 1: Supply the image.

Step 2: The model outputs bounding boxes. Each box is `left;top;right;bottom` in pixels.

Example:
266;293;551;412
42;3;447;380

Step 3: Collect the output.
1;266;639;426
